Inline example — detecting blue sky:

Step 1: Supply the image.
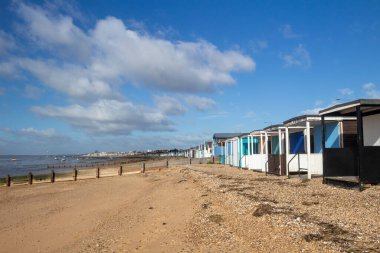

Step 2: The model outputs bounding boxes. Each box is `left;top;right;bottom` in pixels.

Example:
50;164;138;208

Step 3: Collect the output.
0;0;379;155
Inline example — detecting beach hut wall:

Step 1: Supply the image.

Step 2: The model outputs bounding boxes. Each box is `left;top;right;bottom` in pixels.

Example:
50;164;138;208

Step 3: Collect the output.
213;133;244;164
319;99;380;187
283;115;357;179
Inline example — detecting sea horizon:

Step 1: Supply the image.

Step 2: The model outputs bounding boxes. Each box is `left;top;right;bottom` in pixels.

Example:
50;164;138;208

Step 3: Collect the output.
0;155;119;178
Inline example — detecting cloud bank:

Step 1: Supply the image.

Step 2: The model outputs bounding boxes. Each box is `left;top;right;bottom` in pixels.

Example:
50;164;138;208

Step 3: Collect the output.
6;3;255;97
0;2;255;136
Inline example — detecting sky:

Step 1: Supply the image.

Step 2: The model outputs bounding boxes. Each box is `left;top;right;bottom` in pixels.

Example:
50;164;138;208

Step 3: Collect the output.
0;0;379;155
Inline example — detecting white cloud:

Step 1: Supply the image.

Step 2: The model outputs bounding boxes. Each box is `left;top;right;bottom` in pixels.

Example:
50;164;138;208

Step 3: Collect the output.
280;44;311;68
0;61;19;78
20;127;57;138
23;85;43;99
279;24;300;39
91;17;254;92
0;30;16;55
31;99;174;135
16;3;91;62
1;127;66;140
199;111;229;119
5;3;255;99
0;127;75;154
250;40;268;53
184;95;216;111
0;3;257;138
16;58;116;99
154;95;186;116
302;101;339;115
338;88;354;96
302;107;325;115
363;82;380;98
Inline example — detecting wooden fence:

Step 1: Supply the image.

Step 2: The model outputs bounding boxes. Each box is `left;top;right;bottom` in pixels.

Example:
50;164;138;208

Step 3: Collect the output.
0;156;219;187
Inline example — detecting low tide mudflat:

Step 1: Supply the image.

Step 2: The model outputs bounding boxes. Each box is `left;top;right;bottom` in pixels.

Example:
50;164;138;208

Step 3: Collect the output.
1;164;380;252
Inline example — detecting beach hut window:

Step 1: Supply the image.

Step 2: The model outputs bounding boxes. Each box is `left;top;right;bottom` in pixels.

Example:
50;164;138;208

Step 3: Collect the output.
313;122;340;153
252;137;259;154
363;114;380;146
289;132;305;154
242;138;249;155
271;136;280;155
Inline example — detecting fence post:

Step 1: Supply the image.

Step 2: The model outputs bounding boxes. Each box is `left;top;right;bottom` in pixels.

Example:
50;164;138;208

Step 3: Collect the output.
166;160;169;167
119;166;123;176
96;167;100;178
28;172;33;185
51;170;55;183
212;156;215;164
189;158;192;165
141;163;146;173
73;169;78;181
6;175;11;187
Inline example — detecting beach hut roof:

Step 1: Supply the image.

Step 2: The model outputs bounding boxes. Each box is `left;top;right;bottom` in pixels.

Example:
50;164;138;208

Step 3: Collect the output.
283;115;320;125
263;124;283;131
213;133;244;140
283;114;356;127
320;99;380;116
238;132;254;138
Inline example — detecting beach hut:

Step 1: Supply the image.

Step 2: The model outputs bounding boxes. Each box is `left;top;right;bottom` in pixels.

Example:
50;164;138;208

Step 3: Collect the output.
195;144;203;158
240;130;268;172
224;134;248;167
203;141;213;158
225;138;232;165
262;124;286;175
283;115;356;179
238;134;256;169
226;136;240;167
319;99;380;188
213;133;242;164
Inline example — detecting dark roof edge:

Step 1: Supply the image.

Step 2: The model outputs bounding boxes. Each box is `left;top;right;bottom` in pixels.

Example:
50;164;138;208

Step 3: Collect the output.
213;133;243;139
320;99;380;115
263;124;283;130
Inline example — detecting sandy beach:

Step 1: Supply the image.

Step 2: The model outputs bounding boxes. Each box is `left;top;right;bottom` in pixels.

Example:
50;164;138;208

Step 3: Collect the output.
1;164;380;252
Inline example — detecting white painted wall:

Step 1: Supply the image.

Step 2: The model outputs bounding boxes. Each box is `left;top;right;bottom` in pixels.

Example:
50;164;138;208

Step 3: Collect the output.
241;155;250;169
286;153;323;175
287;153;306;173
254;154;267;171
363;114;380;146
232;139;239;167
309;154;323;175
242;154;267;171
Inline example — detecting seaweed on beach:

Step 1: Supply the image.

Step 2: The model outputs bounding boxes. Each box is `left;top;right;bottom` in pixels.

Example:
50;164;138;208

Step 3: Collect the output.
208;214;223;224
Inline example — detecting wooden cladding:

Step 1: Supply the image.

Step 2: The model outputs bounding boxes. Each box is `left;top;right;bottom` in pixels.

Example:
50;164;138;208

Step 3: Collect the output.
342;120;357;148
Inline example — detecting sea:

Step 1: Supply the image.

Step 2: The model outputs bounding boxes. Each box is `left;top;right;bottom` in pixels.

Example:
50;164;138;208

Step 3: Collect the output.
0;155;117;178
